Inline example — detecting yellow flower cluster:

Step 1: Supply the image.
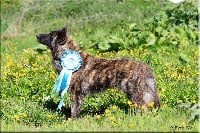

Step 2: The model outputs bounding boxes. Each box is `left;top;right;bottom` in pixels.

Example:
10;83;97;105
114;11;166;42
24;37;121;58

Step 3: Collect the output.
141;105;147;111
96;115;101;119
105;109;110;116
92;105;136;128
112;105;118;110
127;100;155;111
127;100;138;108
1;48;55;84
47;114;53;119
109;116;115;121
12;113;28;121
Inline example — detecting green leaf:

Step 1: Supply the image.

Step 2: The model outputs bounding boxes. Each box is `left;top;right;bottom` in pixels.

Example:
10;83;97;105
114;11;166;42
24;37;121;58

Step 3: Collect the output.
187;28;198;40
178;102;192;108
190;103;199;111
33;44;47;53
175;26;185;35
106;36;121;44
145;33;156;46
179;37;189;46
98;42;111;51
161;29;169;37
179;53;190;63
188;108;200;123
155;26;163;33
129;23;136;31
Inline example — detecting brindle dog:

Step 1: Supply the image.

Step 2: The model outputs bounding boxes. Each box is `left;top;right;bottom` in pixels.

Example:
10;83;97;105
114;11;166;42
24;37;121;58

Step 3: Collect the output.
36;27;160;118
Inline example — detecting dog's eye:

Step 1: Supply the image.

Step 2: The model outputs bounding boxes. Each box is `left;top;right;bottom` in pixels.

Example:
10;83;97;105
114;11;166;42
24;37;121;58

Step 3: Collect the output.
49;36;53;41
50;31;57;36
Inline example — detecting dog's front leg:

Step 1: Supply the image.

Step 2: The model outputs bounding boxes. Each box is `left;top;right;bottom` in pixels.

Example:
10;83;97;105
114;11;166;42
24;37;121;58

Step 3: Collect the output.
52;60;62;74
71;91;84;119
71;93;77;119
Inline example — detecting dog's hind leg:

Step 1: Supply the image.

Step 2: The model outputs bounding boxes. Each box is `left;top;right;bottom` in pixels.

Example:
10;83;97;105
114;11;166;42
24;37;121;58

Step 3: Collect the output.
126;79;146;106
126;73;160;107
143;76;160;107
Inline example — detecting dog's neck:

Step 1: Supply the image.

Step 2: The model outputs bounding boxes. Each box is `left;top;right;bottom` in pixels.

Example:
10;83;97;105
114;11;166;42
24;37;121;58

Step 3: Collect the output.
65;37;80;51
51;37;80;60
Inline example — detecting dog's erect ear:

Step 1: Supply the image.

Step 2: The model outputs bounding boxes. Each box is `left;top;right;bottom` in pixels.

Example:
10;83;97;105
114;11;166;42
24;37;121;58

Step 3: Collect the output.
59;27;67;38
61;27;67;33
56;27;67;44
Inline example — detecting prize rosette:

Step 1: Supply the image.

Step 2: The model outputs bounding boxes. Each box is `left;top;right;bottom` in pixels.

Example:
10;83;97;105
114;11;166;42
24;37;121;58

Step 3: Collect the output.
51;50;82;109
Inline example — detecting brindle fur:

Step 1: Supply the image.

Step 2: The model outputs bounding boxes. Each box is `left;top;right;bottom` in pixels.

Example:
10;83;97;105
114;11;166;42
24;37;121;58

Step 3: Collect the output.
36;27;160;118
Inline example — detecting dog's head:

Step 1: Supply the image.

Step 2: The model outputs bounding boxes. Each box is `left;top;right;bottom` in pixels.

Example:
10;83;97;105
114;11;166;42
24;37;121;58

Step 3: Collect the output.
36;27;67;49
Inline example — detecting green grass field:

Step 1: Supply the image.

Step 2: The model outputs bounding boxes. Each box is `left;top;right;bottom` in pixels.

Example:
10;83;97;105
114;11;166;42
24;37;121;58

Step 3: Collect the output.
1;0;199;132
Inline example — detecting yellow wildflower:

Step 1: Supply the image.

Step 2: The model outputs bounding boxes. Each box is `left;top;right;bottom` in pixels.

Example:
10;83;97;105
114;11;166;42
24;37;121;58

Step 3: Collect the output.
47;114;53;119
112;105;117;110
20;113;27;118
128;123;134;128
141;105;147;110
178;100;183;103
192;100;196;104
111;89;115;92
86;115;91;119
109;116;115;121
13;115;20;121
105;109;110;114
133;103;138;108
157;75;162;79
172;71;178;78
148;102;154;108
29;83;33;87
67;118;72;122
128;100;132;105
96;115;101;119
181;122;186;127
50;71;56;79
56;124;61;128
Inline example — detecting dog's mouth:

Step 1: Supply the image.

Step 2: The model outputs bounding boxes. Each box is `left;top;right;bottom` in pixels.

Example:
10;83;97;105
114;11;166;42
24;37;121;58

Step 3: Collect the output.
36;34;50;46
36;34;42;43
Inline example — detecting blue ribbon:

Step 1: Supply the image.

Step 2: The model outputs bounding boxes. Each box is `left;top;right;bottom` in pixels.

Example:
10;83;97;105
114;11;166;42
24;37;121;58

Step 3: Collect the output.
51;50;82;110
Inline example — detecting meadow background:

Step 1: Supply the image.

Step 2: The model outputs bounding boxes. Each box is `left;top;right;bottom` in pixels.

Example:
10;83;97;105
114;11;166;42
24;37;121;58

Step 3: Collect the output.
1;0;199;132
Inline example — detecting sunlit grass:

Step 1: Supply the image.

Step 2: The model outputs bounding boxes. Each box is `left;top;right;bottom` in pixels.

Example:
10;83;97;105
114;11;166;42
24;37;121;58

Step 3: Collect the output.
1;101;198;132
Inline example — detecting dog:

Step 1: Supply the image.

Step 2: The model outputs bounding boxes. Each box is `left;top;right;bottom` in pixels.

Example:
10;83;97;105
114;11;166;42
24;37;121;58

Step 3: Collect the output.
36;27;160;118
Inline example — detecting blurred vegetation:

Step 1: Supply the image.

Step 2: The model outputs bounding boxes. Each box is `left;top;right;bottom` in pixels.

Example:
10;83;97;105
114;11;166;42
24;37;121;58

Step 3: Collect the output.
1;0;165;39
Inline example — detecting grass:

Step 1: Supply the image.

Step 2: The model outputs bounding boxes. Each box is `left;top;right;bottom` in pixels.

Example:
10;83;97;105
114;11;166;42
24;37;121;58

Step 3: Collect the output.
1;36;37;53
1;0;199;132
1;98;198;132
